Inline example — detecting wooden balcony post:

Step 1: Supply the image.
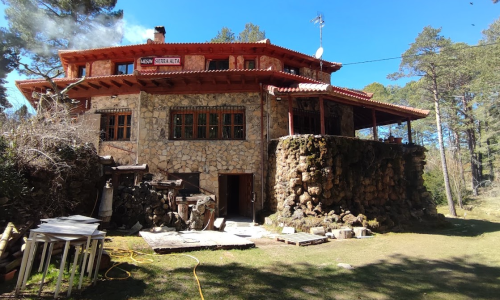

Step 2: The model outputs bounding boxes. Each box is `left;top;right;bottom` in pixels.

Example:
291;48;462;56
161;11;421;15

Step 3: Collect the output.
407;118;412;144
372;109;378;140
319;97;325;135
288;96;294;135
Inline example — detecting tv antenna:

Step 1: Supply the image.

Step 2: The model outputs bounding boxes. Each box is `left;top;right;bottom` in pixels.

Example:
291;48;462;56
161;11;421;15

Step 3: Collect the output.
311;13;325;71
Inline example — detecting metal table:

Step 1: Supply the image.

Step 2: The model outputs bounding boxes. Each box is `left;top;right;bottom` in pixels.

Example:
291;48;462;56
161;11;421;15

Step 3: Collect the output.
15;217;105;298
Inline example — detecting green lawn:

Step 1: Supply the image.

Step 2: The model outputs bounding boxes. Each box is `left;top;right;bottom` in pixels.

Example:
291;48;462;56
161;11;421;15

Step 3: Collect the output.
3;195;500;300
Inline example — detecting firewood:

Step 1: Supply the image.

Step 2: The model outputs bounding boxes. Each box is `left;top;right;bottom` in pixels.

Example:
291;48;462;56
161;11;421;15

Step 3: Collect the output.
7;221;32;250
0;257;22;274
0;223;14;258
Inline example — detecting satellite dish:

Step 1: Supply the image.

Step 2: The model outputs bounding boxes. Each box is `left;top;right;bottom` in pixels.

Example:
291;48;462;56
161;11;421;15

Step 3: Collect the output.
315;47;324;59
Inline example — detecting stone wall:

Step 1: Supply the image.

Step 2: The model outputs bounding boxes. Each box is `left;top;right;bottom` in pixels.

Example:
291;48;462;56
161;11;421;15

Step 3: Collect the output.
88;92;266;216
89;94;140;166
92;60;112;76
317;71;331;84
184;55;205;71
267;135;439;231
260;55;282;71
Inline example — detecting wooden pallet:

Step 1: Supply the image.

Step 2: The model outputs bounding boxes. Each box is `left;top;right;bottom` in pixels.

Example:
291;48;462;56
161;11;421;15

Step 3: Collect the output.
276;232;328;246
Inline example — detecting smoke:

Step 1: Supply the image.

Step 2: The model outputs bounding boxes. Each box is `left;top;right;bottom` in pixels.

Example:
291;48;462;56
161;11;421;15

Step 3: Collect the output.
122;21;155;45
29;12;154;56
24;9;125;57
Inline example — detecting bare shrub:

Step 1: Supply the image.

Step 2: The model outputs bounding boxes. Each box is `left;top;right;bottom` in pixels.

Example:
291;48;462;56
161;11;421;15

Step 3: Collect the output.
0;103;101;223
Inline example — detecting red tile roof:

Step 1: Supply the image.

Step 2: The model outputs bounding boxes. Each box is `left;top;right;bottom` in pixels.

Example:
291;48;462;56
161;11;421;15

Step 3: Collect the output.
264;84;429;118
58;41;342;71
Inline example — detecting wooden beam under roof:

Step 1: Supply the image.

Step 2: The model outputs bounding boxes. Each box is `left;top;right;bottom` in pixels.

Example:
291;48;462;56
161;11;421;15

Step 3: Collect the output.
87;82;101;90
110;80;122;88
122;79;133;87
98;81;110;89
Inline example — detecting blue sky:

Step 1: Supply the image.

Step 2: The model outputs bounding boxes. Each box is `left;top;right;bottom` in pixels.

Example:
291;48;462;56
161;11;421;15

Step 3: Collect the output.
1;0;499;111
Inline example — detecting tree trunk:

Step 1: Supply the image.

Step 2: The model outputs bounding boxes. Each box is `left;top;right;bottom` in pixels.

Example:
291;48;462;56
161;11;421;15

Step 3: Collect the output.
453;131;466;186
461;95;479;196
452;130;464;209
477;121;483;184
486;137;495;181
431;74;456;216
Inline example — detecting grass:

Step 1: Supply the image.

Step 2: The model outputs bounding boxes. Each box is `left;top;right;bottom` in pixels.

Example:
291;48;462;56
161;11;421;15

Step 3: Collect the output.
2;193;500;299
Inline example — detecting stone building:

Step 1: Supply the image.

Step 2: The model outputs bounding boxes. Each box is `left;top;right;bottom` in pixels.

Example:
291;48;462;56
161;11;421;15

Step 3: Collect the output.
16;26;431;223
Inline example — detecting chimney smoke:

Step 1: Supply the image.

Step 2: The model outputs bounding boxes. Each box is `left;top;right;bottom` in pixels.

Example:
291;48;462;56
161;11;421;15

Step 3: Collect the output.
154;26;166;43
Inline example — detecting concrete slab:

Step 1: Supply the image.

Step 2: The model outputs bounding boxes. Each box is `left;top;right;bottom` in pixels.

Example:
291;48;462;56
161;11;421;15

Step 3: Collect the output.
139;230;255;254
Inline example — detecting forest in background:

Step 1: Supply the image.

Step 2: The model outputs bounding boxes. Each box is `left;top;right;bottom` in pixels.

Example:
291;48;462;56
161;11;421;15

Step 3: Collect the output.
358;19;500;215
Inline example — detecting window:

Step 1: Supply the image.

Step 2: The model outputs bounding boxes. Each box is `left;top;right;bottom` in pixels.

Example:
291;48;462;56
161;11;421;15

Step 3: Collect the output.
207;59;229;70
168;173;200;195
284;65;300;75
293;109;320;134
78;66;86;77
115;62;134;75
99;111;132;141
171;106;245;140
244;60;255;70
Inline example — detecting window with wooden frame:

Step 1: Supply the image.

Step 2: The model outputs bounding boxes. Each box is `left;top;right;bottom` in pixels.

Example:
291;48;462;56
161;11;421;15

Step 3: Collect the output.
244;59;256;69
171;106;245;140
115;62;134;75
293;108;320;135
98;109;132;141
206;59;229;70
78;65;86;77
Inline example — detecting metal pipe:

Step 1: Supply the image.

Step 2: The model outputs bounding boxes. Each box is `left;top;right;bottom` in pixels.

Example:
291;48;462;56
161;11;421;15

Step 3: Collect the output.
136;92;142;164
260;83;265;213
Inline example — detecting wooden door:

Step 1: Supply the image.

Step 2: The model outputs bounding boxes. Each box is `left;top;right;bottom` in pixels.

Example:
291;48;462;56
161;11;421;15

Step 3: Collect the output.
238;174;253;217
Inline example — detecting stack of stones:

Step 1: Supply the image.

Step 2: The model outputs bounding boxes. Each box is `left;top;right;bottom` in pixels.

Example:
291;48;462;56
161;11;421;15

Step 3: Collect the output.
267;135;440;232
112;182;186;230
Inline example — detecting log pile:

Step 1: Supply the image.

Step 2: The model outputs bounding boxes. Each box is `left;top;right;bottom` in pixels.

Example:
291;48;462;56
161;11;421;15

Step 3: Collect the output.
112;182;187;230
0;222;32;281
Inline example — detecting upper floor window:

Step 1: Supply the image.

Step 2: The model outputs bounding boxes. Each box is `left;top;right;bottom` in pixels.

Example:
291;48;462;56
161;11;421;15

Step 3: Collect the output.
171;106;245;140
99;110;132;141
244;60;255;70
78;66;86;77
207;59;229;70
284;65;300;75
116;62;134;75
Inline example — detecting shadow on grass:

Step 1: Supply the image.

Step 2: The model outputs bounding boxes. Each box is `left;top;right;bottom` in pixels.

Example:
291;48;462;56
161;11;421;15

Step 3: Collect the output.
419;217;500;237
2;237;499;300
202;255;499;300
4;254;492;300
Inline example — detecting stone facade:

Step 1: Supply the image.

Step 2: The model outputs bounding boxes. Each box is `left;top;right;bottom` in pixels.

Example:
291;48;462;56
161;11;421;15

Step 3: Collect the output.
267;135;438;231
184;55;205;71
259;55;282;72
92;60;112;76
88;92;266;216
88;95;378;230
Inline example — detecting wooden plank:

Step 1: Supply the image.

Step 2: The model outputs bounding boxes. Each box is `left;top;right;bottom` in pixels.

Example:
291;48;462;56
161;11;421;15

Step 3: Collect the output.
276;232;327;246
139;231;255;254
